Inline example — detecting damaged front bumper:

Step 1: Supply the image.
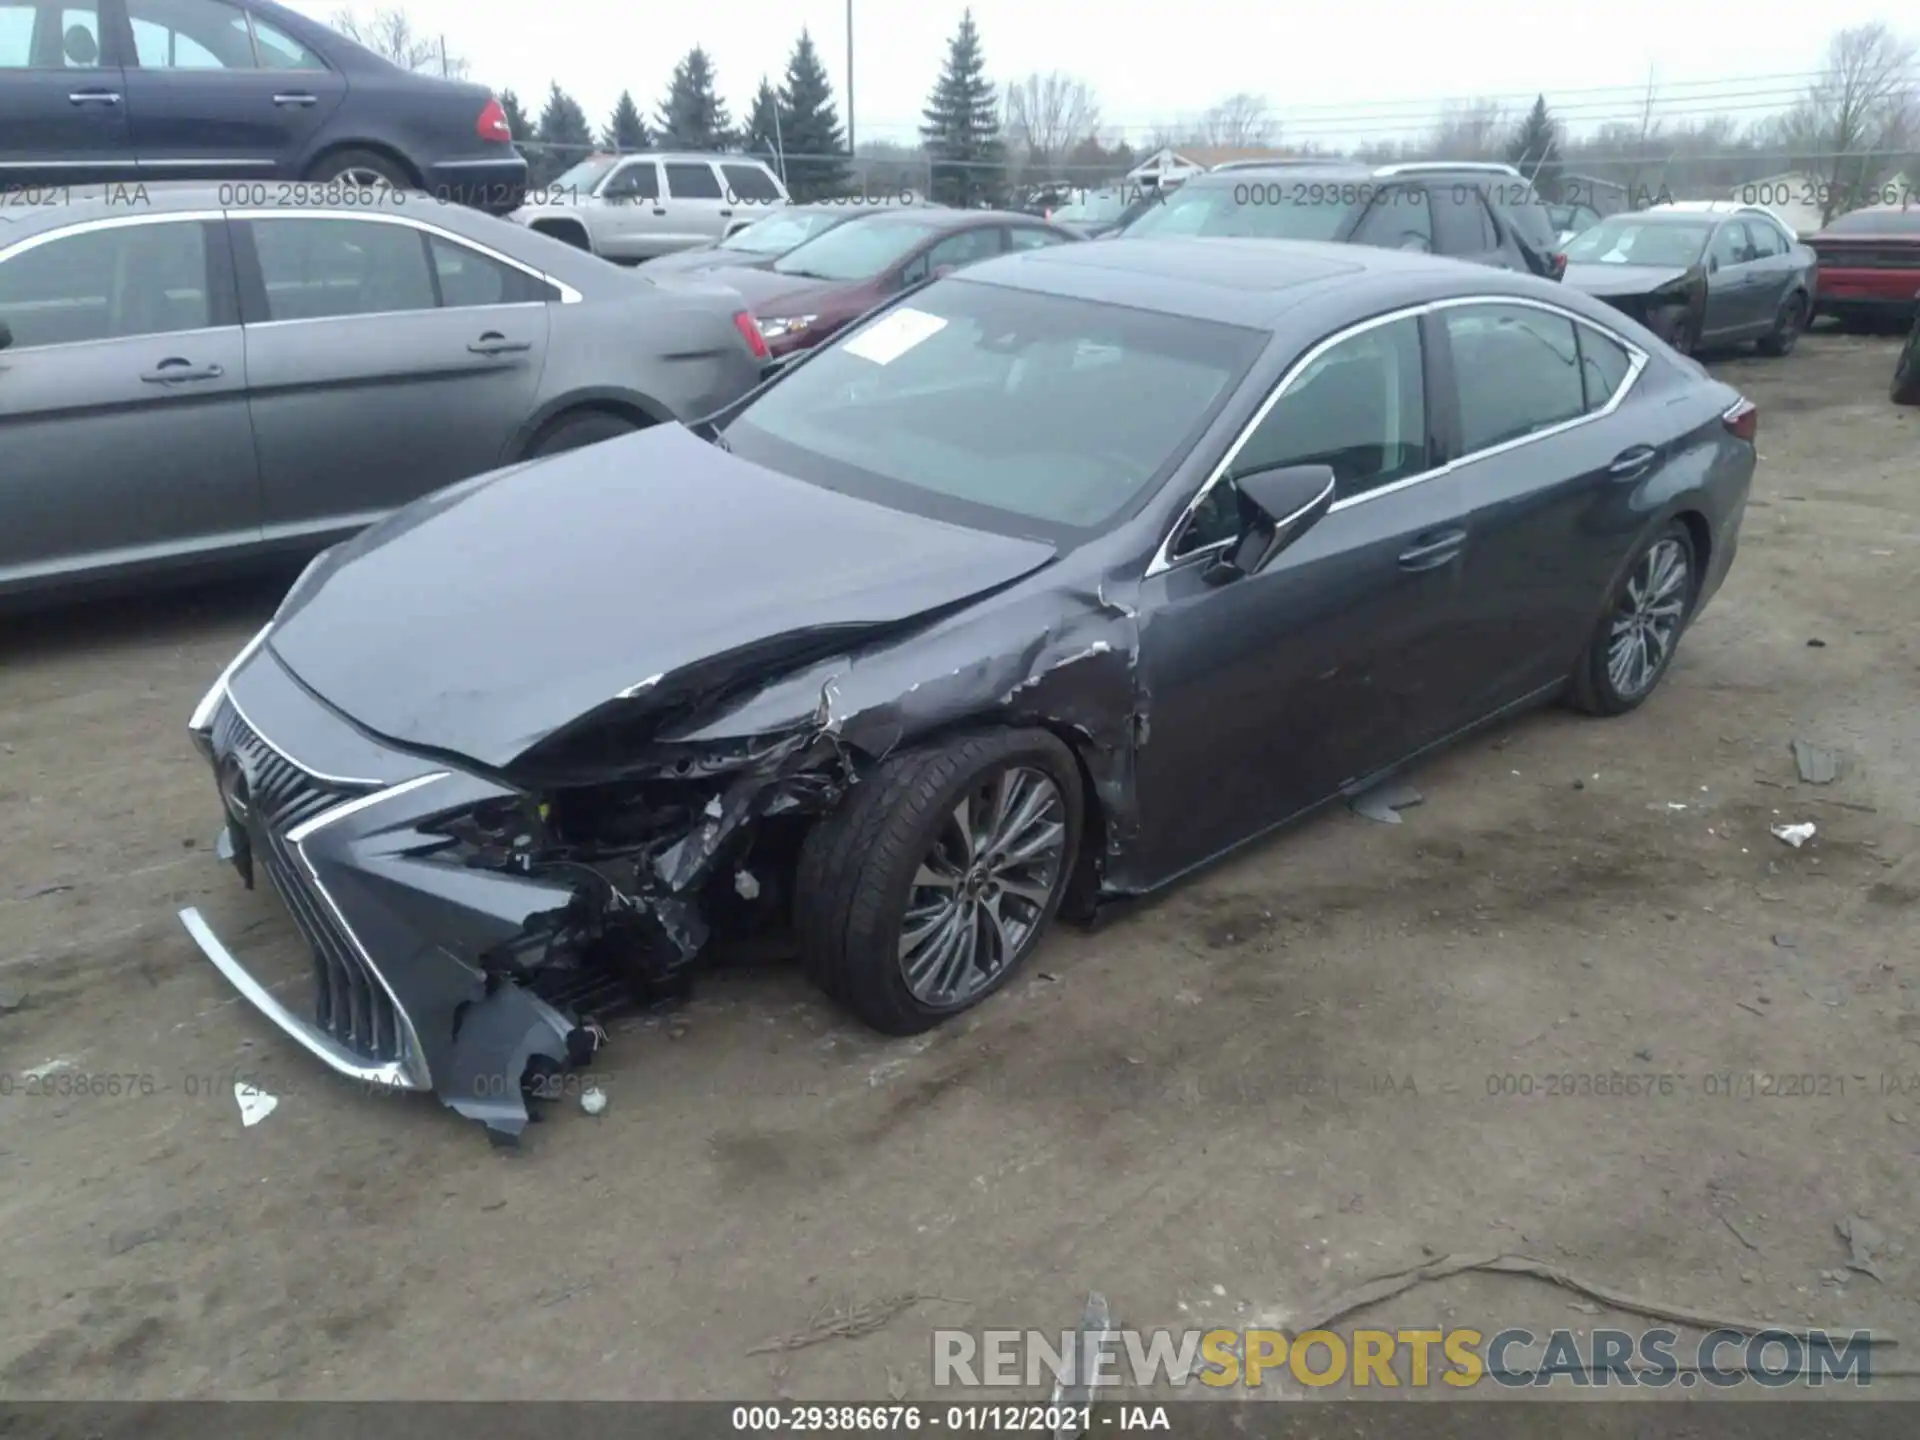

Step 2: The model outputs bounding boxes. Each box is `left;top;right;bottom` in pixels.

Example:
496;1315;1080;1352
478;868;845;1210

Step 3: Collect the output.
180;644;613;1142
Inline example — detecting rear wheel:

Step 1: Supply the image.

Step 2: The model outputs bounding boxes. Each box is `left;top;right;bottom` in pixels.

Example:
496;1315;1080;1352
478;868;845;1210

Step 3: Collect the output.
1566;523;1697;717
1892;319;1920;406
527;411;640;458
1756;291;1806;356
305;148;410;191
796;728;1082;1035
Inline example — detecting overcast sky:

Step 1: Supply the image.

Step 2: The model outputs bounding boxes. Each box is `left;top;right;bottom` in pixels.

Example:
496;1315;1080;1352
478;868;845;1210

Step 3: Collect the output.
292;1;1904;148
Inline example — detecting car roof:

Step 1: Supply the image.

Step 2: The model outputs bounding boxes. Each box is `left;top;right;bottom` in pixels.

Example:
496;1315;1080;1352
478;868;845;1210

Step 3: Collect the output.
954;235;1578;330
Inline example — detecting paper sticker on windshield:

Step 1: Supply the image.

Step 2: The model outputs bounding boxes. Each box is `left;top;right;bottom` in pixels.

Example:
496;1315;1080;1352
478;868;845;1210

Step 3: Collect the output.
844;308;947;365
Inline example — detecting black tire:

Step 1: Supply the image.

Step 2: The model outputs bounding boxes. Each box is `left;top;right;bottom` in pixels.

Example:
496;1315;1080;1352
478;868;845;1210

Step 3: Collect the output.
527;412;640;458
305;147;411;190
1893;322;1920;406
1566;522;1698;717
1756;291;1806;356
796;728;1083;1035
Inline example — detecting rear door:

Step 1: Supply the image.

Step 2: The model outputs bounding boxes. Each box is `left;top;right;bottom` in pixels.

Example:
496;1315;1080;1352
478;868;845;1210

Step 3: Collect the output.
1434;299;1652;718
0;213;260;591
659;159;729;248
116;0;344;182
1740;214;1798;321
233;211;551;543
718;159;785;229
0;1;133;186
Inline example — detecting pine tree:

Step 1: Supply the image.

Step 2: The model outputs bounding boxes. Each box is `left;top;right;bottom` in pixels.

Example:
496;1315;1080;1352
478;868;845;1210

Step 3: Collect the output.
919;9;1005;207
742;77;784;174
655;47;734;151
1506;95;1564;202
603;90;650;152
531;83;594;186
778;29;849;200
498;89;533;149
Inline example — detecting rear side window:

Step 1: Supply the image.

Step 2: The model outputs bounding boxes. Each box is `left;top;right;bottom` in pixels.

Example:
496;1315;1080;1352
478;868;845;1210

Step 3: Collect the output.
1428;185;1499;253
428;235;553;307
1443;303;1585;453
1;2;103;67
250;16;322;69
1576;326;1633;411
0;220;211;346
250;217;436;321
126;0;255;68
1350;187;1433;253
721;164;782;203
664;162;723;199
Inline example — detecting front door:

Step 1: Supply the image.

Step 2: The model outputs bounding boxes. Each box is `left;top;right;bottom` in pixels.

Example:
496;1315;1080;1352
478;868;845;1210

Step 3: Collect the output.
233;212;549;544
1128;310;1473;883
1703;220;1767;340
117;0;345;181
0;214;260;591
0;1;133;187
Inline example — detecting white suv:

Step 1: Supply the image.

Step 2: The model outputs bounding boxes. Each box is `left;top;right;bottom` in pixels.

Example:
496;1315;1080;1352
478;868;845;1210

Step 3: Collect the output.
511;153;790;261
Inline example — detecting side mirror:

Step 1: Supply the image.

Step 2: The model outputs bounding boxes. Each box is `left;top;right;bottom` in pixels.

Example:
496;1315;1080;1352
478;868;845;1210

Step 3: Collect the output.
1707;255;1720;274
0;320;11;352
1203;464;1336;584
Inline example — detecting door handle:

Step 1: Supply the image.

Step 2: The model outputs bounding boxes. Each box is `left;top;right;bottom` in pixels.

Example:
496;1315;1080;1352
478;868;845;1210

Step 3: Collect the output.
272;93;318;106
69;90;122;105
1607;445;1659;477
141;359;224;383
1397;528;1466;571
717;208;733;217
467;334;532;355
652;206;667;215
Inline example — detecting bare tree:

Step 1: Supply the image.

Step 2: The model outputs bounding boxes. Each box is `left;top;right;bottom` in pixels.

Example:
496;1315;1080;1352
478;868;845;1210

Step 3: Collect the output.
331;7;467;78
1200;93;1274;149
1003;71;1101;182
1425;98;1508;160
1764;22;1916;221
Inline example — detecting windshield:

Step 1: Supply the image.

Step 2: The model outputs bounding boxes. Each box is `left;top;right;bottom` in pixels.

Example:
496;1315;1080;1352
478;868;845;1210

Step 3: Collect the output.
1826;208;1920;235
1052;192;1128;223
1119;178;1357;241
721;211;840;253
722;280;1266;535
1563;218;1714;267
773;219;942;280
549;157;619;193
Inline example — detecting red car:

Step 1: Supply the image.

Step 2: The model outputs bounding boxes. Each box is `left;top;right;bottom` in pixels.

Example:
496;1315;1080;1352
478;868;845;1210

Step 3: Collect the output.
1809;204;1920;330
711;210;1081;360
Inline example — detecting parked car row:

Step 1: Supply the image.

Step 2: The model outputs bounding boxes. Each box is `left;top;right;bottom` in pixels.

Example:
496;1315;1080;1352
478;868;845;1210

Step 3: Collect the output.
169;235;1759;1137
0;0;526;210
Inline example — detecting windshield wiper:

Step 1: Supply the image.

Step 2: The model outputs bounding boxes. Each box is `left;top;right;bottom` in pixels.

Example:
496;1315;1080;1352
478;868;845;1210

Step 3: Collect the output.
778;268;838;281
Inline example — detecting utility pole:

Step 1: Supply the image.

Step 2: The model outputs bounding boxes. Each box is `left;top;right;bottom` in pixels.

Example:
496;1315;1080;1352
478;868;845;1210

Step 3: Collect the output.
845;0;855;157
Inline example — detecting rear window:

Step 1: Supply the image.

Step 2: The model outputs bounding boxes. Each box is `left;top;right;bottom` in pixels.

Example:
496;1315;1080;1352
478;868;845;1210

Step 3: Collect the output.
1824;208;1920;236
1119;176;1359;242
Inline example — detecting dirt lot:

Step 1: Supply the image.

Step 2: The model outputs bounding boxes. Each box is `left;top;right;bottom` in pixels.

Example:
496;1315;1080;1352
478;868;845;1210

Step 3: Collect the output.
2;331;1917;1402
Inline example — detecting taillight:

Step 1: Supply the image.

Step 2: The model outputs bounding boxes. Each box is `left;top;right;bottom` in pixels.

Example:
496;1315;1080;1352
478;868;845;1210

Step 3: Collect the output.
1722;397;1758;442
733;311;771;360
476;96;511;143
1549;251;1568;281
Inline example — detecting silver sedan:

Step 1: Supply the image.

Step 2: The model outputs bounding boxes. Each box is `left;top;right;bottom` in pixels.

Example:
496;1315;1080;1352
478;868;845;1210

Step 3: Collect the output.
0;183;771;604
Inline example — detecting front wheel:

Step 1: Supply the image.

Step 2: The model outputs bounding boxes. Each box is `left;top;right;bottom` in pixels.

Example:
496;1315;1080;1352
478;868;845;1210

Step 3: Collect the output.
1756;291;1806;356
1892;319;1920;406
796;729;1082;1035
305;148;409;191
1566;523;1697;716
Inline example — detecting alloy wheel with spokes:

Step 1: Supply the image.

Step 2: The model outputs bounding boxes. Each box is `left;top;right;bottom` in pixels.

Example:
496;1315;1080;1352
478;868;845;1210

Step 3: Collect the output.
899;765;1067;1008
337;167;393;190
1606;536;1691;701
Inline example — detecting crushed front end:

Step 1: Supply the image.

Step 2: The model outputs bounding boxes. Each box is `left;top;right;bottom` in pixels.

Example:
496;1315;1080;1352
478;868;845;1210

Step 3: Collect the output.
179;632;848;1144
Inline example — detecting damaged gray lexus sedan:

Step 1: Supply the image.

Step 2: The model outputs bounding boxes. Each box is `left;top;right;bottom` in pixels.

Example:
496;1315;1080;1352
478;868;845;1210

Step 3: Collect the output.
179;237;1757;1141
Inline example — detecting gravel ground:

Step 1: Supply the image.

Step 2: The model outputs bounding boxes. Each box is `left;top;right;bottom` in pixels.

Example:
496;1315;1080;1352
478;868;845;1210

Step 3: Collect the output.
1;331;1916;1401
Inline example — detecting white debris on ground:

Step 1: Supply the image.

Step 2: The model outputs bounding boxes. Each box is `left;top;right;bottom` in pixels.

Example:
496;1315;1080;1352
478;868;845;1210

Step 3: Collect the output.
233;1081;278;1127
580;1086;609;1116
1771;822;1817;848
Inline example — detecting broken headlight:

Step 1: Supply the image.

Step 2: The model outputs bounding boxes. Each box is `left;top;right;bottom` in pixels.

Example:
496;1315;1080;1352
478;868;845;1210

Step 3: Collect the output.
426;795;552;873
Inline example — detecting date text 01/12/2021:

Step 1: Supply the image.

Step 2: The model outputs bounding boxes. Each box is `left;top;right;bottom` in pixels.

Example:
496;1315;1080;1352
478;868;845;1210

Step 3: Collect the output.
730;1405;1171;1431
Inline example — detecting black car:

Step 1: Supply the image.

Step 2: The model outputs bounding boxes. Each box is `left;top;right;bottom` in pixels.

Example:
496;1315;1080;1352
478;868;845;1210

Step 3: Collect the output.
181;238;1755;1141
1895;301;1920;406
0;0;525;212
1117;160;1565;277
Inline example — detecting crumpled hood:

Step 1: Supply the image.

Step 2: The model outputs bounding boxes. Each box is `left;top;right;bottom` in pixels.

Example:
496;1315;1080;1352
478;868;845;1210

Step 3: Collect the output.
267;426;1057;771
1562;262;1694;298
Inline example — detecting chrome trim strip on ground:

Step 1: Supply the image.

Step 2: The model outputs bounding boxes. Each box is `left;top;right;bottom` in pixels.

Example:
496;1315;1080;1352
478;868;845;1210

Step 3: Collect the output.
177;906;424;1091
1146;293;1652;577
283;772;449;1087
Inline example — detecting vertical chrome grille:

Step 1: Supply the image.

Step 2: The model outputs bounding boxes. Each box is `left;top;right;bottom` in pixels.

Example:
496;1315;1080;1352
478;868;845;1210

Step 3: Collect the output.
213;702;405;1066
